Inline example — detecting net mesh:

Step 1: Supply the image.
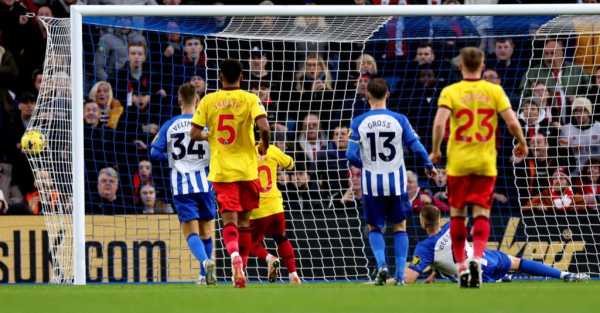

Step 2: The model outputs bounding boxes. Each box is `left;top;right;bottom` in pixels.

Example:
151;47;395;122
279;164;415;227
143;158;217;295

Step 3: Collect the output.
27;13;600;284
25;17;74;284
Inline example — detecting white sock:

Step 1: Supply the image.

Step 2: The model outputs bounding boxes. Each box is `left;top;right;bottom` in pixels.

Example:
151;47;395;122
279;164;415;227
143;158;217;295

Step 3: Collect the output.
289;271;297;277
231;251;240;259
560;272;569;279
266;254;276;263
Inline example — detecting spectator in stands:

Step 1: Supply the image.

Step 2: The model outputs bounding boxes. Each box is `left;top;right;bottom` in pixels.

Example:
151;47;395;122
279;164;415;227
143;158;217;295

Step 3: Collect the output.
84;100;100;128
353;73;370;116
31;69;43;96
88;166;131;215
140;184;173;214
88;81;123;129
407;170;449;213
249;46;271;83
25;169;60;215
342;166;362;205
167;36;206;88
574;157;600;208
36;6;52;17
161;21;182;59
9;93;36;195
295;53;333;92
77;0;157;4
190;75;206;97
486;38;527;96
0;162;26;214
523;40;590;125
295;113;327;173
430;1;480;61
549;168;577;210
585;67;600;118
132;159;153;204
316;126;351;192
111;41;155;108
284;162;324;211
482;68;501;85
518;97;552;141
0;42;19;115
355;53;378;76
515;133;556;202
94;20;146;81
559;97;600;174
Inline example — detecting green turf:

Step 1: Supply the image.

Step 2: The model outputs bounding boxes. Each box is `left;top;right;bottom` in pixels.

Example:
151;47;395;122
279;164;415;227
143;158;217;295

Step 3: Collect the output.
2;281;600;313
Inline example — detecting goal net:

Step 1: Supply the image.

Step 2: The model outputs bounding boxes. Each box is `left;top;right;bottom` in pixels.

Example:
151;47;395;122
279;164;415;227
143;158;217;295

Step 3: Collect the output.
23;9;600;284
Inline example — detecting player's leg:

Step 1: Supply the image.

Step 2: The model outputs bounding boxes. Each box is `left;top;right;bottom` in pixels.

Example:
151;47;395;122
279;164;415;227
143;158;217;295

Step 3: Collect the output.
198;193;217;284
509;255;588;281
173;195;209;284
447;175;469;287
251;216;280;282
391;195;411;285
238;179;261;268
212;182;245;287
364;196;388;285
467;175;496;288
271;212;300;284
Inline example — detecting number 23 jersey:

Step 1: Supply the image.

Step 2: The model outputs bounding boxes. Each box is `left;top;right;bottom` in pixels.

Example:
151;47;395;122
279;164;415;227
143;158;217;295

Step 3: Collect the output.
191;88;267;183
350;109;420;197
438;79;511;177
152;114;211;196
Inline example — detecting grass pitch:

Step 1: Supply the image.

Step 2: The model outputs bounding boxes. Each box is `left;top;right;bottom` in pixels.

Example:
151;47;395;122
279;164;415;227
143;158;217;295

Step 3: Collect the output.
2;281;600;313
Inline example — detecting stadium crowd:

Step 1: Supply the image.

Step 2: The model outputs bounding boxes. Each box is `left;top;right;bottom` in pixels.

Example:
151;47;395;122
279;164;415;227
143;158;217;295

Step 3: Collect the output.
0;0;599;217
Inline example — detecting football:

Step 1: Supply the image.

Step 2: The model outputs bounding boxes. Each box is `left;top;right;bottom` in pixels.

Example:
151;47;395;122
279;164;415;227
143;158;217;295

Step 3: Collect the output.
20;129;46;155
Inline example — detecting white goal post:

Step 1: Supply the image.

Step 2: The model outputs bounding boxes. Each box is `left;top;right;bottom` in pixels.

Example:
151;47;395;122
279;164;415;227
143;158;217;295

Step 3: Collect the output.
46;3;600;285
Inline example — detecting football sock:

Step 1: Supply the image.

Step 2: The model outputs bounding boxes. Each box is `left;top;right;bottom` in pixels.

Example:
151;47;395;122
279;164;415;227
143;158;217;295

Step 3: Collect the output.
472;216;490;260
277;239;297;273
450;216;468;265
200;237;212;276
239;227;252;267
222;222;239;256
368;229;387;270
393;231;408;281
186;233;208;268
519;259;562;279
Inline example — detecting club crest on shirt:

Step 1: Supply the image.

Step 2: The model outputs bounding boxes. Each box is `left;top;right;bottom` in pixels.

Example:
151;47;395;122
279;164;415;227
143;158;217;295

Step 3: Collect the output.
412;256;421;266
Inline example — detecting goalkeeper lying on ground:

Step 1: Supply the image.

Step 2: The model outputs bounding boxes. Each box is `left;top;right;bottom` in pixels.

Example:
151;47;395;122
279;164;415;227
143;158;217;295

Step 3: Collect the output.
404;204;590;284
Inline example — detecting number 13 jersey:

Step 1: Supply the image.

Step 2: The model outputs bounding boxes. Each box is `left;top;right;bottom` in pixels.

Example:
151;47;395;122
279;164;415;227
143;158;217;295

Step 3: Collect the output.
438;79;511;177
152;114;211;196
350;109;420;197
191;88;267;183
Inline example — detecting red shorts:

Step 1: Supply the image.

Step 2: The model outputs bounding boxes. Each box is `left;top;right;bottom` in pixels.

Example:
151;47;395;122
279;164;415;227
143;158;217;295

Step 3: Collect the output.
250;212;286;241
212;179;260;213
447;175;496;210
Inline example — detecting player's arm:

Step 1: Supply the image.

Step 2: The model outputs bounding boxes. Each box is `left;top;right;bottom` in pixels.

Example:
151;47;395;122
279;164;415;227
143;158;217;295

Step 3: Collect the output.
190;97;208;141
500;108;528;158
401;115;435;173
150;122;169;162
346;120;363;168
431;107;451;164
404;267;420;284
274;147;295;170
256;116;270;155
405;243;434;284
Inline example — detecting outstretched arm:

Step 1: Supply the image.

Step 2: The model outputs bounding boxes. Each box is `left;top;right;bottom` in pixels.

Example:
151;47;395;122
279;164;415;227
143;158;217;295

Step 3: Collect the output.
430;107;451;164
256;116;270;155
500;109;528;158
190;123;208;141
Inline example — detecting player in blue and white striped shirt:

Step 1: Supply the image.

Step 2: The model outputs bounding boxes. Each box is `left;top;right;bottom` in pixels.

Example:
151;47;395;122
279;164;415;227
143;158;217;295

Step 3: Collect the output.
346;78;436;285
151;83;216;285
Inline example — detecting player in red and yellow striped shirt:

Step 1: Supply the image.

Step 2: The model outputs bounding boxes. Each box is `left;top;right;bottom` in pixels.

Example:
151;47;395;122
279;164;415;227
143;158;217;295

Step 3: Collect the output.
250;144;301;284
191;59;270;288
430;47;527;288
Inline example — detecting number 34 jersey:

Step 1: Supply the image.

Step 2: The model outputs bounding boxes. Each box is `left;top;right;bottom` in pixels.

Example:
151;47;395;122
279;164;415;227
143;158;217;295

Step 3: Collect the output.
350;109;421;197
191;89;267;183
152;114;211;196
437;79;511;177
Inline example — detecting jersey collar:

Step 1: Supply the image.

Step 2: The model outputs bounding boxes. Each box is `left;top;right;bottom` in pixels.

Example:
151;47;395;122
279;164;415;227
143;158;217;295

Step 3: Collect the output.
221;86;240;90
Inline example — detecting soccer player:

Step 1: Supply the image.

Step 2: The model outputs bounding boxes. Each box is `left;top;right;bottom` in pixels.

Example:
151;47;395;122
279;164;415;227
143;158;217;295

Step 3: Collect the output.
430;47;528;288
346;78;436;285
190;59;270;288
250;143;301;284
405;205;590;284
150;83;216;285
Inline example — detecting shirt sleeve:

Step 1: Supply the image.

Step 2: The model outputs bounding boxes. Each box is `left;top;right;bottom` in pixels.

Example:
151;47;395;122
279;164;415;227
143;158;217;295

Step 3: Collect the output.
494;85;512;113
191;97;207;128
150;121;169;161
399;114;420;147
251;95;267;120
273;146;295;170
437;87;453;111
408;242;434;274
349;118;360;142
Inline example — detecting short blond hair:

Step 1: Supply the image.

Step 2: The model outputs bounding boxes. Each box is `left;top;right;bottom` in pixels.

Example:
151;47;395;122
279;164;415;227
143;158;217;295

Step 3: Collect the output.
460;47;484;73
89;81;114;104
